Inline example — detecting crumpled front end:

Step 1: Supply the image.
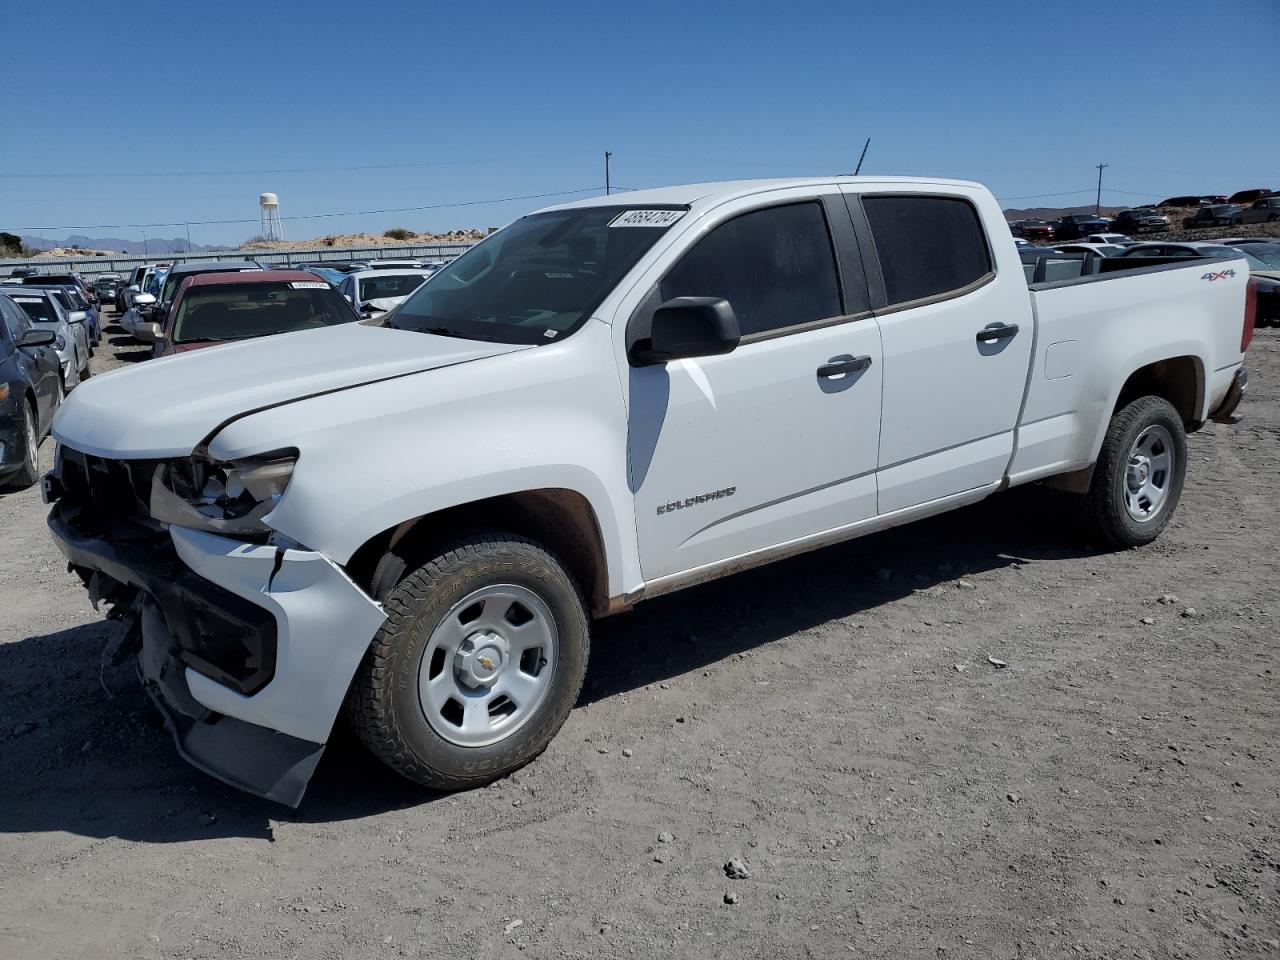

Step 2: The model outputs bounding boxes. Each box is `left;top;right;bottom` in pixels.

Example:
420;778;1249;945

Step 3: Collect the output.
45;445;386;806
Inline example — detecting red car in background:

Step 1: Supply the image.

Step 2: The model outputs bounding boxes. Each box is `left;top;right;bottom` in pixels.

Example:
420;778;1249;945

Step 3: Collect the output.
1012;219;1056;240
1228;188;1273;206
149;270;361;358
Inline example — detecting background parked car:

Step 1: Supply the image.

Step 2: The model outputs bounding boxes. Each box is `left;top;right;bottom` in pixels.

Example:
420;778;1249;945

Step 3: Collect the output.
21;272;94;308
1158;195;1204;208
116;262;168;312
8;266;37;279
150;270;362;357
1013;219;1056;240
1052;214;1111;240
1184;205;1243;229
124;260;265;342
47;285;101;347
5;289;89;388
1112;209;1170;233
92;274;122;305
24;286;95;361
1233;196;1280;224
0;293;62;488
1054;242;1127;257
1228;188;1273;205
336;268;432;318
352;258;430;271
1084;232;1137;246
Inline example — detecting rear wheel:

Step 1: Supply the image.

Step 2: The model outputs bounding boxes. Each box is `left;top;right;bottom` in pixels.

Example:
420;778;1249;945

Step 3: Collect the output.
348;532;590;791
1080;396;1186;548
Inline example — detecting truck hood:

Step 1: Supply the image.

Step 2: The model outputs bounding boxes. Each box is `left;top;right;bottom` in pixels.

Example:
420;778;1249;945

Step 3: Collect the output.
53;322;528;459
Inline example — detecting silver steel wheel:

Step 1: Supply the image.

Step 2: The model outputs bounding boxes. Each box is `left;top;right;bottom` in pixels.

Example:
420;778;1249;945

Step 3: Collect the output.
417;584;558;747
1124;424;1175;522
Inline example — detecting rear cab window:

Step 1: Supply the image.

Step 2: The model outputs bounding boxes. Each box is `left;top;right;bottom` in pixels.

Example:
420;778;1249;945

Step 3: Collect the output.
858;195;993;308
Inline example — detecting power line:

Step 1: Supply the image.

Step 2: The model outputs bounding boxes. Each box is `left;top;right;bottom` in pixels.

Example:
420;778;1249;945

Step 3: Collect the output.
996;189;1094;201
0;157;545;180
9;186;603;232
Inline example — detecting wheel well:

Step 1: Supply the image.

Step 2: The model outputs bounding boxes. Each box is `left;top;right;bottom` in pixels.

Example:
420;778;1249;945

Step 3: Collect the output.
1114;356;1201;429
347;489;613;617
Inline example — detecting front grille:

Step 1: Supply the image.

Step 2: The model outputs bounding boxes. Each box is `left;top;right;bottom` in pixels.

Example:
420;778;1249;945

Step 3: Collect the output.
57;447;163;537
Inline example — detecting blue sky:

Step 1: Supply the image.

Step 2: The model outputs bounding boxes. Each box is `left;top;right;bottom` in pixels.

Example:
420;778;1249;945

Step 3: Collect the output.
4;0;1277;246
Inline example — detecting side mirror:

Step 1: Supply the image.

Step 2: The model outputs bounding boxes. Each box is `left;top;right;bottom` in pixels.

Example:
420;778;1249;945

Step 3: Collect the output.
344;294;355;305
19;328;56;348
629;297;741;366
136;322;163;343
134;293;157;307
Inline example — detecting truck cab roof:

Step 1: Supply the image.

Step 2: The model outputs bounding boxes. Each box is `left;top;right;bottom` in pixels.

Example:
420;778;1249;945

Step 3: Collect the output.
543;176;985;214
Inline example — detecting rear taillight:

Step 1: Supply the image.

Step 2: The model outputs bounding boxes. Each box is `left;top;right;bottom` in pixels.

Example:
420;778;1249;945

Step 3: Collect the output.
1242;278;1257;353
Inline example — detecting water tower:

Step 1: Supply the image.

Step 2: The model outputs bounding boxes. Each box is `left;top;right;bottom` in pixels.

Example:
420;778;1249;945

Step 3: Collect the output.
259;192;282;242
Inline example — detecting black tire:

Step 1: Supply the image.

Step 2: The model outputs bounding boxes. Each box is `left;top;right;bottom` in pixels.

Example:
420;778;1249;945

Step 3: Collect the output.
348;532;589;791
5;401;40;490
1081;396;1187;548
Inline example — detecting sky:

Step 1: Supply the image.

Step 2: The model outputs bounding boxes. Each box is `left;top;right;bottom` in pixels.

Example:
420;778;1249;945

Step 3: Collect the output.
4;0;1278;247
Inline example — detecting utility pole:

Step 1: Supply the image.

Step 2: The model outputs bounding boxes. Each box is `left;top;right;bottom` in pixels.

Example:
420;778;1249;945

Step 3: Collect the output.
142;229;149;259
854;138;871;176
1095;162;1108;215
604;150;612;195
185;222;192;255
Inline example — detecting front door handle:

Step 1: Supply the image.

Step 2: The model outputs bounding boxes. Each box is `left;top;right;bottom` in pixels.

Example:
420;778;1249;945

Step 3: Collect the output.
976;323;1019;344
817;355;873;378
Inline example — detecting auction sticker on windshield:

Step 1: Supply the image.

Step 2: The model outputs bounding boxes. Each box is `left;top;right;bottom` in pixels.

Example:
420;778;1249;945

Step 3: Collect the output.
610;209;685;228
289;281;329;289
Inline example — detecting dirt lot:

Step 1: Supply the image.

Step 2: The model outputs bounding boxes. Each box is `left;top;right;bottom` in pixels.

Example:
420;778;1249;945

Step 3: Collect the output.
1;311;1277;960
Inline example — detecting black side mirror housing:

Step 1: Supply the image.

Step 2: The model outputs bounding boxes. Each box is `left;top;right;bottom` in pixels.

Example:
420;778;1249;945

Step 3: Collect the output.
19;328;57;348
629;297;741;366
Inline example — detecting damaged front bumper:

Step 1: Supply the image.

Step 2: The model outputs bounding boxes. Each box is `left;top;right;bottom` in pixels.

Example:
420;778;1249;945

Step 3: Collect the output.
48;507;386;807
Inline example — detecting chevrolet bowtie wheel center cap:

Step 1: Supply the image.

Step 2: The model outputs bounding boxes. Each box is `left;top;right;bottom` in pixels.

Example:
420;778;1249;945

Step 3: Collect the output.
454;631;510;689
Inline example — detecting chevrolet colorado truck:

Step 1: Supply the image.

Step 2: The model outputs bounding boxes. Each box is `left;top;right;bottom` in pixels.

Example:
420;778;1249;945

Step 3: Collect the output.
44;177;1255;806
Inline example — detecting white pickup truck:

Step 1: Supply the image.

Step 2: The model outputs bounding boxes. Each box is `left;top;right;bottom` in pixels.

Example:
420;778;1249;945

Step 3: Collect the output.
44;177;1254;805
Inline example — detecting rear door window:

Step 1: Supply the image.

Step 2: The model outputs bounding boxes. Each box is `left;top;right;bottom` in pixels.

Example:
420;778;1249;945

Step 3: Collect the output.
861;195;993;307
658;201;846;338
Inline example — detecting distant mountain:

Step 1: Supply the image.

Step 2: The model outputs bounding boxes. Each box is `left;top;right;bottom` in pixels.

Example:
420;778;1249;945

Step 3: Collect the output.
1002;204;1125;222
19;234;227;255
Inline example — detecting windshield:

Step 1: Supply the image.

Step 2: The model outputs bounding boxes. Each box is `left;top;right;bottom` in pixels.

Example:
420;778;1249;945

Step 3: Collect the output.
172;281;357;344
391;206;684;343
358;274;426;302
10;295;58;322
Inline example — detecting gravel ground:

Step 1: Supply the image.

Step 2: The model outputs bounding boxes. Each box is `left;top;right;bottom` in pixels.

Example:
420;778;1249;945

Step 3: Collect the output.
2;311;1277;960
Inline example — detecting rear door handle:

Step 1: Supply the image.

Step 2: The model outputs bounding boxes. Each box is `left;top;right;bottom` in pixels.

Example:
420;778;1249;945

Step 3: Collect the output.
817;355;873;378
976;323;1019;344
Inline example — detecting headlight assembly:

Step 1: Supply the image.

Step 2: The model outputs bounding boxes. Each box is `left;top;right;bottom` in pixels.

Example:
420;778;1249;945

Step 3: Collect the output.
150;451;297;538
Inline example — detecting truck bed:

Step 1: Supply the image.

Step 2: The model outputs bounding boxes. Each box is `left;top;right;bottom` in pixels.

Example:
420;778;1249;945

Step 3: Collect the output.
1008;251;1250;486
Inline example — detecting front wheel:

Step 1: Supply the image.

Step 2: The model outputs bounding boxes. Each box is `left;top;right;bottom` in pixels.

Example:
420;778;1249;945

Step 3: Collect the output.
348;533;590;791
1080;396;1187;548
